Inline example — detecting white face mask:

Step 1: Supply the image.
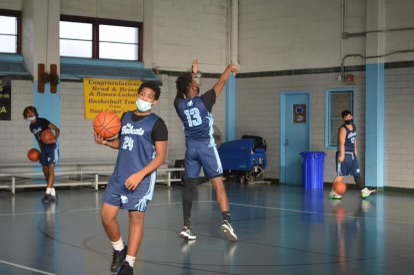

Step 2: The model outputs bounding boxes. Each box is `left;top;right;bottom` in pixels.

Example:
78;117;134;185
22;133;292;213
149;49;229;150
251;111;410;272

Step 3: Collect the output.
27;116;36;122
136;99;152;112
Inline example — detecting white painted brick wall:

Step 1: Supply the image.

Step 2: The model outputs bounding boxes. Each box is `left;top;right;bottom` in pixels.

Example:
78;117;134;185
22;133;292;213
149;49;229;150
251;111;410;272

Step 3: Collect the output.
384;67;414;188
239;0;413;72
0;0;22;10
151;0;228;72
60;0;143;21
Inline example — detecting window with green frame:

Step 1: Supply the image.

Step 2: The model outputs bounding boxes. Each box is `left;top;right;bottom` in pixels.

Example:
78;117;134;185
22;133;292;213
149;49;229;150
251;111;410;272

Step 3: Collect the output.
326;89;354;148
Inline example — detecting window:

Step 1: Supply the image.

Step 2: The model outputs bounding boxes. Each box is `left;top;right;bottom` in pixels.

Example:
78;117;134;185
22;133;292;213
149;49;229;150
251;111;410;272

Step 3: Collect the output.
60;21;93;58
0;10;21;54
60;16;142;61
325;89;354;148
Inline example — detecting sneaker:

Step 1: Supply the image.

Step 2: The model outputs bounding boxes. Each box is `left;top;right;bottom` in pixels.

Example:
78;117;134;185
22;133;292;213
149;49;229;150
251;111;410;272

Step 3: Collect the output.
117;261;133;275
111;246;127;272
361;188;376;199
179;226;197;240
329;190;342;200
41;194;51;204
221;220;238;241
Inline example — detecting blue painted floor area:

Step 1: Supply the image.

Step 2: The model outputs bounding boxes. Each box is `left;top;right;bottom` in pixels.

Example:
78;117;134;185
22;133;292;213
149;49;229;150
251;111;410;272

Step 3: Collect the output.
0;183;413;275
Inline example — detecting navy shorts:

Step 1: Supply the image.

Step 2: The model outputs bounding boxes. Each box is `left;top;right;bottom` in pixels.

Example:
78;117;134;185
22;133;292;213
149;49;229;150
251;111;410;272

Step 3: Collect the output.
102;189;150;212
40;145;59;166
336;151;360;176
185;145;223;179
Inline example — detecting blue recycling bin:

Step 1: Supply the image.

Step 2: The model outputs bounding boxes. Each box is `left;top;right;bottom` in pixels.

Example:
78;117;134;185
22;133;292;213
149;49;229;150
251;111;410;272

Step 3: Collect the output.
300;151;326;190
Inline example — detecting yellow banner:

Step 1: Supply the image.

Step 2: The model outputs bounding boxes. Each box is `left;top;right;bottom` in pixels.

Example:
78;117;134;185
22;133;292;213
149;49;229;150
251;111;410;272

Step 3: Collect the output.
83;78;142;119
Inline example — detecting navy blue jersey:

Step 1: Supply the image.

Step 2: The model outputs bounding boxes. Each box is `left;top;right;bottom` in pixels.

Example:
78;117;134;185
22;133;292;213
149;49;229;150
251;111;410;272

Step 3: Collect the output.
338;123;356;152
174;89;217;148
107;112;165;201
29;117;55;150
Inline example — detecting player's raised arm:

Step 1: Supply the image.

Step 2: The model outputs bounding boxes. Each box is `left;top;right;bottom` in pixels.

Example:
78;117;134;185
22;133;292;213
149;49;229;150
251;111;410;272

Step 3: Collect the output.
212;64;238;97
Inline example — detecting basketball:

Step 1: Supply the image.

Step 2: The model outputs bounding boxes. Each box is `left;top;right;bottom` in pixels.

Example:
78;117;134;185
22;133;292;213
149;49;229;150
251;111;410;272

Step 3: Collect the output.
27;148;40;162
333;181;347;195
41;129;55;144
93;111;121;139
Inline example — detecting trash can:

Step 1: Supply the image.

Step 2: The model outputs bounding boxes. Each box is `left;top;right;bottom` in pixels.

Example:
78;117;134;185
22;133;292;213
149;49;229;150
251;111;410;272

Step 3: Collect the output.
299;151;326;190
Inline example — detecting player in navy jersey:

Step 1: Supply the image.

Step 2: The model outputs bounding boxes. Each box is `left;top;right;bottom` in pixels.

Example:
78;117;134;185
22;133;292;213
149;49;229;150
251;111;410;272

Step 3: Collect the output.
329;110;375;199
94;82;168;275
22;106;60;204
174;59;238;241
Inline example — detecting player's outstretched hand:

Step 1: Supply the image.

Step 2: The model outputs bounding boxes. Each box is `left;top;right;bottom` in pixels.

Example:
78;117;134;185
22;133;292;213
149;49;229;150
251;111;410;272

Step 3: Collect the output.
228;64;238;76
192;59;198;75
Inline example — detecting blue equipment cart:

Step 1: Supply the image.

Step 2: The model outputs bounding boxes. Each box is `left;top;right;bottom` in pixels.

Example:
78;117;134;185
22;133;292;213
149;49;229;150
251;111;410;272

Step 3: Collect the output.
218;138;267;183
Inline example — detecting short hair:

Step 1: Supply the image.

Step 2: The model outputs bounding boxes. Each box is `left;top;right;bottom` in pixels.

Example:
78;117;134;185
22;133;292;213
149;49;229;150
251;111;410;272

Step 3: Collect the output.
139;81;161;100
341;110;352;118
175;73;192;98
22;106;38;119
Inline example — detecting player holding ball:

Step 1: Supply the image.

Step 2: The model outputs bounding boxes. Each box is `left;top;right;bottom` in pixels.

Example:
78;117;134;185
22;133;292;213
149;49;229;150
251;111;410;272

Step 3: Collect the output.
23;106;60;204
94;81;168;275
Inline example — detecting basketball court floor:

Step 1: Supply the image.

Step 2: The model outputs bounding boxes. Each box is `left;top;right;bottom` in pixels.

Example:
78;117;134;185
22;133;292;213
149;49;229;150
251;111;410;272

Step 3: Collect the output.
0;182;413;275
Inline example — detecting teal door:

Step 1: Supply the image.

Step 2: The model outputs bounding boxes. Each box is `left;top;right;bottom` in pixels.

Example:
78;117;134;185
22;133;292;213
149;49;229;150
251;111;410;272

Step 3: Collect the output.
280;93;310;185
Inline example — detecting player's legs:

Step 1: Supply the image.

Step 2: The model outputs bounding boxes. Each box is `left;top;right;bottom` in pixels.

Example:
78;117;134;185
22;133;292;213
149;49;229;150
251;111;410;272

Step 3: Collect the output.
118;210;145;273
179;148;201;240
330;152;349;199
42;165;51;186
200;146;237;241
101;203;121;242
45;164;55;189
101;202;127;272
350;157;375;198
40;146;59;203
181;178;197;229
210;177;237;241
210;176;229;212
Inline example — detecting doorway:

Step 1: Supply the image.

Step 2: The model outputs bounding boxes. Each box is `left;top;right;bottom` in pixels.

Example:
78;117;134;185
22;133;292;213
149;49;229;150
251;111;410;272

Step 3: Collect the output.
280;92;311;185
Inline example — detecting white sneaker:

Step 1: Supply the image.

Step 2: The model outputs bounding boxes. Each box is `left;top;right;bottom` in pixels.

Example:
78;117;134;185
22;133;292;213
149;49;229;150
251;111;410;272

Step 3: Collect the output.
329;190;342;200
179;226;197;240
361;188;376;199
221;220;238;241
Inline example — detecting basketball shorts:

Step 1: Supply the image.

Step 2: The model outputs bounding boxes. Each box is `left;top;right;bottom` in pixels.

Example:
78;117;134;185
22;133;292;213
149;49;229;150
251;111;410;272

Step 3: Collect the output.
102;189;150;212
40;145;59;166
185;145;223;179
336;151;360;177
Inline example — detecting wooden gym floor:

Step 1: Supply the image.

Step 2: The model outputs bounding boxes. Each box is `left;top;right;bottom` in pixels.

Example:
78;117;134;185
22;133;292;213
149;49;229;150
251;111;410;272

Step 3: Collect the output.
0;182;413;275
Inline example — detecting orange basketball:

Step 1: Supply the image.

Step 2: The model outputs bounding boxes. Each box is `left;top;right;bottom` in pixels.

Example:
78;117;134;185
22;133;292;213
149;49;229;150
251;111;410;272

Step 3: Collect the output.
93;111;121;139
40;129;55;144
27;148;41;162
333;181;347;195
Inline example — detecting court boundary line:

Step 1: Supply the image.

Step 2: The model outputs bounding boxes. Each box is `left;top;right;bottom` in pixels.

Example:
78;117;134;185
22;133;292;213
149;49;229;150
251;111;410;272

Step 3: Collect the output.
0;259;57;275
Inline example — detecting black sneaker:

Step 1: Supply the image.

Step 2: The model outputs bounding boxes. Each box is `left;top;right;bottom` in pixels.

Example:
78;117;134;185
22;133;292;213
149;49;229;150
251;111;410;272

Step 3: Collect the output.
111;246;127;272
117;261;134;275
41;194;51;204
